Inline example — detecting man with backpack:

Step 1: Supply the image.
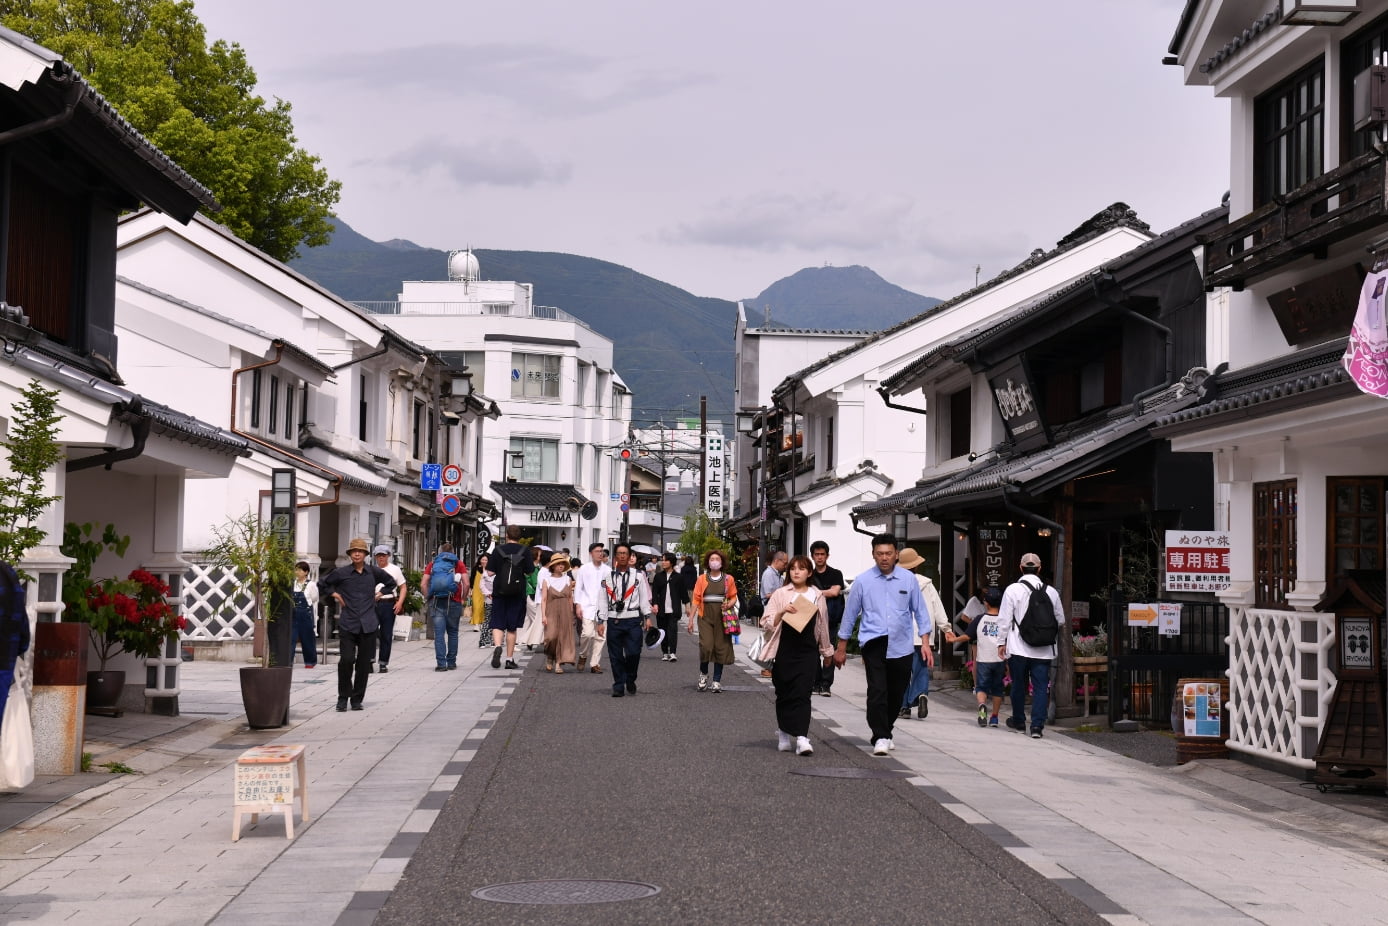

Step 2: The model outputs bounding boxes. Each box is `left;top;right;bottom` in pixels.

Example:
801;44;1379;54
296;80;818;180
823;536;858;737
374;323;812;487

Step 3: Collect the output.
486;525;534;670
421;542;470;671
997;552;1065;739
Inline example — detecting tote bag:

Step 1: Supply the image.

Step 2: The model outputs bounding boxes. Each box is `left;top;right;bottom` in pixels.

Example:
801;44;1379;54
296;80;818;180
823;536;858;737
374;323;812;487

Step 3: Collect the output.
0;678;34;789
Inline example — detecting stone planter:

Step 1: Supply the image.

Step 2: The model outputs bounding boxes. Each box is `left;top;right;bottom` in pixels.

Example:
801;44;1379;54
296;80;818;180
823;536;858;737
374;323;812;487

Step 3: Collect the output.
239;666;293;729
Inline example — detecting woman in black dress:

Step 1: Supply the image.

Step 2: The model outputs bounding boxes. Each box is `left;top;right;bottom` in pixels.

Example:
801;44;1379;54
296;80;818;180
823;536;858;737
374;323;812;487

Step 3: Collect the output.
760;555;833;756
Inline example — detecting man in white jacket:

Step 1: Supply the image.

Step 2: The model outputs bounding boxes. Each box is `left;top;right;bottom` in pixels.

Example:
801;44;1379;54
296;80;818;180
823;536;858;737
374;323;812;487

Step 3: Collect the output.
997;552;1065;739
573;542;610;673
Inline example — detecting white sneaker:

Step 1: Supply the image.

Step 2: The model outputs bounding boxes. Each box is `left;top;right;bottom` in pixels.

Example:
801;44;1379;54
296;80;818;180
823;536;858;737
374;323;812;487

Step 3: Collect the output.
697;674;708;691
710;681;723;693
668;653;678;662
872;738;890;756
887;738;896;751
777;730;793;752
660;653;671;661
795;736;814;756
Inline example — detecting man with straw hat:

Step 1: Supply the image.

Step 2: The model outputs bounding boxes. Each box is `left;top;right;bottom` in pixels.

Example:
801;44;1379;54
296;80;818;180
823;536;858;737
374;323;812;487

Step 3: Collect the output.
320;537;399;712
895;546;948;721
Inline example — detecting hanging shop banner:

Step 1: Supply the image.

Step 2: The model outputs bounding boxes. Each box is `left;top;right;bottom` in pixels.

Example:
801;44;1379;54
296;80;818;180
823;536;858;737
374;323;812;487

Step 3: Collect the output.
704;433;725;520
1163;530;1231;592
987;356;1048;453
1181;681;1222;737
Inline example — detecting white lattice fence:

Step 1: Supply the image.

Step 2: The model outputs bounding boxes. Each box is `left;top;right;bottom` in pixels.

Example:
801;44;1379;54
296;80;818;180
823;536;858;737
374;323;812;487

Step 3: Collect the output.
1227;606;1335;769
181;558;256;641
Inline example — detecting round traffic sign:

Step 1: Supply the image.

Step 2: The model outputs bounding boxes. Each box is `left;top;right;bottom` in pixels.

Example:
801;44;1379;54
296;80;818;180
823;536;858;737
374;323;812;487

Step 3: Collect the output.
440;494;462;516
620;493;630;503
620;503;630;512
442;464;463;486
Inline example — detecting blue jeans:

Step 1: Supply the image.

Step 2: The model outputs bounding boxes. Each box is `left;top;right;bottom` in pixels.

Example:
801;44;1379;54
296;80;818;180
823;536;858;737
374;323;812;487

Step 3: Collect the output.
430;597;463;667
902;646;931;710
605;618;644;692
1008;655;1052;732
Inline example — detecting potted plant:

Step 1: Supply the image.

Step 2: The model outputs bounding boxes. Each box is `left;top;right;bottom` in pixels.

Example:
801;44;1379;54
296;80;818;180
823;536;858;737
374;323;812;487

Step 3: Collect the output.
1072;628;1108;668
204;512;298;728
60;523;183;710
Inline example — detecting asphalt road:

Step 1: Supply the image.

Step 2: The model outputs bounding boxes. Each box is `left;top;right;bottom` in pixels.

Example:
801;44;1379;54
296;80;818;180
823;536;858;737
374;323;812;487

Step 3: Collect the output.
378;655;1106;926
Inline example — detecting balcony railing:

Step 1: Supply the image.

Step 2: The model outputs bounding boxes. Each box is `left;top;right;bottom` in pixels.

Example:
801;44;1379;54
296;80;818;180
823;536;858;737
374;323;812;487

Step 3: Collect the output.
354;301;585;326
1202;151;1388;290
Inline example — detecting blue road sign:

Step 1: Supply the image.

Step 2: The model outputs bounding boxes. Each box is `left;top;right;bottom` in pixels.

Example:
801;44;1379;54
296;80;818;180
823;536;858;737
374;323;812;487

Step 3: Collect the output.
421;463;442;491
610;493;620;501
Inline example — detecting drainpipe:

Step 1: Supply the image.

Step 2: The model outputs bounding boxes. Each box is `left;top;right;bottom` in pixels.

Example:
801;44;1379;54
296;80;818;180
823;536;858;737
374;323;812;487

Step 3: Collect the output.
67;401;150;472
876;384;929;415
330;343;391;372
0;69;81;148
230;343;342;509
850;512;878;538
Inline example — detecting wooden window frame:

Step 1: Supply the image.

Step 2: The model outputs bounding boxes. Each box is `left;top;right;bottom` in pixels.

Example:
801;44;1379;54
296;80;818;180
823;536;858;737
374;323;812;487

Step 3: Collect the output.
1254;57;1325;207
1326;476;1385;578
1254;478;1298;609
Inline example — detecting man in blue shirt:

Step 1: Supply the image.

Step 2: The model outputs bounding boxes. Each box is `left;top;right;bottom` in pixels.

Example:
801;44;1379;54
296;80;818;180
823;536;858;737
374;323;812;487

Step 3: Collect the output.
833;533;933;755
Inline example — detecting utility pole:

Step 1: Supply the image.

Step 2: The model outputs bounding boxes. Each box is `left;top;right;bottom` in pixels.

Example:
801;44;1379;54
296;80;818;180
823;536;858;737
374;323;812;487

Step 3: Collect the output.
698;394;707;505
656;425;668;555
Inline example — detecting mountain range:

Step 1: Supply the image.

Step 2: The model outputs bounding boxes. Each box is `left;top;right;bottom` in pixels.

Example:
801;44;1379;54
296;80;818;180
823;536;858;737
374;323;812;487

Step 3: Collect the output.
290;220;939;423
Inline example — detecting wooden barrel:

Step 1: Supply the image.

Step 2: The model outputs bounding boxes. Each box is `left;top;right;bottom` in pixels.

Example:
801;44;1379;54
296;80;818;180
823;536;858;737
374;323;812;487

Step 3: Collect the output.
1173;677;1229;764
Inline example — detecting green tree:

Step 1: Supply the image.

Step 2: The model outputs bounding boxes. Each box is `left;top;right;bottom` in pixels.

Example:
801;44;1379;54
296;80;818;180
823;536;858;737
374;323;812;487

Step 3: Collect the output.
203;510;296;668
674;506;723;565
0;380;64;571
3;0;341;262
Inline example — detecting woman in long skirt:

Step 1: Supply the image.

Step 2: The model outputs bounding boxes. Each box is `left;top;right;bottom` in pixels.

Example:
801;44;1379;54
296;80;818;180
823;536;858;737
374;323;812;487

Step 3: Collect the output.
540;554;577;672
475;553;495;647
687;549;739;693
762;555;832;756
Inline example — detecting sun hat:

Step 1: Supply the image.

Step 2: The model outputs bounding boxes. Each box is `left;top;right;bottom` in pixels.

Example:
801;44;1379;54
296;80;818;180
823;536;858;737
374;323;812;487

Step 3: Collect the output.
643;627;665;651
346;537;370;554
1020;552;1042;568
896;548;926;570
372;544;392;557
548;552;571;571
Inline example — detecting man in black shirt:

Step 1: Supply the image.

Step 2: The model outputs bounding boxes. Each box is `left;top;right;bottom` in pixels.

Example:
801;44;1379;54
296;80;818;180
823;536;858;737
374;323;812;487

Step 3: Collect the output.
320;537;398;711
808;540;845;697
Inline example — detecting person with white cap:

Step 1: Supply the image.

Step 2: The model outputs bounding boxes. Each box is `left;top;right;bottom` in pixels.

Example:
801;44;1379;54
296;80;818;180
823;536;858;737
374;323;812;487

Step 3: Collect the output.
895;547;948;721
372;544;407;674
320;537;398;711
998;552;1064;738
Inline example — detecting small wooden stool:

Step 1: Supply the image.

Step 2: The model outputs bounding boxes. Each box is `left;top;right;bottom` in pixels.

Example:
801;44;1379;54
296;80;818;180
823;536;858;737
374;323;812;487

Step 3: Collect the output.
232;744;309;841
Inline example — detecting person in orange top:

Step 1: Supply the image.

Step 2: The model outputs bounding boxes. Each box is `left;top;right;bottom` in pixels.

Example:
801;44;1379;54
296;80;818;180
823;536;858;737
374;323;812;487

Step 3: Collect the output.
687;549;739;693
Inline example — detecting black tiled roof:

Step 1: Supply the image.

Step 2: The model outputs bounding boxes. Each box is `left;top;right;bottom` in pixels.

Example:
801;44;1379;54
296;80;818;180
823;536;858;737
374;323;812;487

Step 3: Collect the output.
1199;10;1279;75
489;482;589;509
1153;338;1357;433
119;400;248;456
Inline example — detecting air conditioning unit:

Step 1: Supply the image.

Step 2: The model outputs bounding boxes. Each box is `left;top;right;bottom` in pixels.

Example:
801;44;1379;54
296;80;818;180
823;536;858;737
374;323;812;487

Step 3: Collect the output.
1353;65;1388;132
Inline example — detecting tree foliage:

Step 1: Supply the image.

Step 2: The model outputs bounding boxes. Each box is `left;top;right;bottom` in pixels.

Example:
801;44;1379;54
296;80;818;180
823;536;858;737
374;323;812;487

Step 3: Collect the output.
0;380;64;571
674;506;723;565
203;510;297;667
2;0;342;262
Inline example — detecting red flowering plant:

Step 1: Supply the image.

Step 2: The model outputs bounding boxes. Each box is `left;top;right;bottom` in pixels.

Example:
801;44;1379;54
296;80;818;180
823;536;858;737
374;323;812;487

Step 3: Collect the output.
61;522;186;671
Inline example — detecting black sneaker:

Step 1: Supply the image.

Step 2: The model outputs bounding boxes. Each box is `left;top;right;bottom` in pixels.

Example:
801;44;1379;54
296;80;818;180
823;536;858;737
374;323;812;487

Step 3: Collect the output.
505;659;519;670
336;698;348;712
916;694;929;719
1005;717;1026;733
350;701;364;711
626;682;637;695
435;666;448;672
379;664;389;674
491;646;502;669
612;688;624;698
1031;729;1043;739
897;707;912;719
448;664;457;670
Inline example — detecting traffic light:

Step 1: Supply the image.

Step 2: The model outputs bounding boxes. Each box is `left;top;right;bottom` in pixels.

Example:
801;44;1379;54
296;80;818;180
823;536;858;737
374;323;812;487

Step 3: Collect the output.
619;447;634;462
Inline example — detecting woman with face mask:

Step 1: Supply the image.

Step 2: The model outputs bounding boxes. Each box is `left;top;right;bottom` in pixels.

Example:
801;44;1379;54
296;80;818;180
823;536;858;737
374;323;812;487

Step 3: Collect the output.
687;549;739;692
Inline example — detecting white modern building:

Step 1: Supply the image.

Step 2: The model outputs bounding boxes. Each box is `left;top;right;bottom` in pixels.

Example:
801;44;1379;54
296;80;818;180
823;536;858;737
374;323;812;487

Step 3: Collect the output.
360;252;632;552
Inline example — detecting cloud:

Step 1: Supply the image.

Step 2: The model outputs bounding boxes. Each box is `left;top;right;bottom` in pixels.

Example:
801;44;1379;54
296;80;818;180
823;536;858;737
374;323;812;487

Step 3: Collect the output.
663;192;915;253
285;42;712;116
364;137;572;188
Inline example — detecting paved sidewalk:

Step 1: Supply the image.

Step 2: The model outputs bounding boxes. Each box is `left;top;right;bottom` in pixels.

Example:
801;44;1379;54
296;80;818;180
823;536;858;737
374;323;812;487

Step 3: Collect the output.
0;631;524;925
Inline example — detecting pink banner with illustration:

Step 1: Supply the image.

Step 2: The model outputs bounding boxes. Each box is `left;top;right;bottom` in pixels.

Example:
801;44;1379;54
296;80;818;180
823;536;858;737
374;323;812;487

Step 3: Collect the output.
1343;270;1388;398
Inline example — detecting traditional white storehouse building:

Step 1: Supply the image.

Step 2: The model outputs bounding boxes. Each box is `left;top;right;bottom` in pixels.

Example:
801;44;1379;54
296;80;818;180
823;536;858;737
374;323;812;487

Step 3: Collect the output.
747;206;1155;580
359;252;631;553
1164;0;1388;776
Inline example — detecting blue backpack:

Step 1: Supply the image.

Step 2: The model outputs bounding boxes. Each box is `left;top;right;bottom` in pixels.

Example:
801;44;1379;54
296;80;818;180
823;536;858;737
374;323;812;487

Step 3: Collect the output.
427;552;459;598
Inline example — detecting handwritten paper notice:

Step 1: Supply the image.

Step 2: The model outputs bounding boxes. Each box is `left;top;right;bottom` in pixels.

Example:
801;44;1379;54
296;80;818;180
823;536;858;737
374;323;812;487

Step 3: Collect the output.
235;762;294;805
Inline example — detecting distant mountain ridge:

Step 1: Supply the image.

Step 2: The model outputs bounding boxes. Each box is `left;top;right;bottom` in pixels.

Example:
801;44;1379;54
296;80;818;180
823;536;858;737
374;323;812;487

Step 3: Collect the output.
289;221;940;423
746;265;941;331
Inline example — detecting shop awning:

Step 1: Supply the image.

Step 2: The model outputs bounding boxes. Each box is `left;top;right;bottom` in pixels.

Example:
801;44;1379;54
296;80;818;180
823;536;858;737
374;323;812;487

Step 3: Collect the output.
488;482;588;509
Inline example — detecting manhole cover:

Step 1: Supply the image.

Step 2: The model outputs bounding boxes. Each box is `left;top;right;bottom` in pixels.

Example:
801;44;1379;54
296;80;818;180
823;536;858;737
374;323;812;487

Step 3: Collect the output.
472;879;660;905
790;767;911;779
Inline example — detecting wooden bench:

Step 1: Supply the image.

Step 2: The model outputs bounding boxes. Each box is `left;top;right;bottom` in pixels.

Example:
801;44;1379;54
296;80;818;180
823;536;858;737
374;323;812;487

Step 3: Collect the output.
232;744;309;841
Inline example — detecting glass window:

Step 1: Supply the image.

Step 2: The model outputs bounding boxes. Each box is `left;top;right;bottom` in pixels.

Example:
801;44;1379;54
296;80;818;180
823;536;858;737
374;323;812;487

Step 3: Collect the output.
268;374;280;435
509;436;560;481
284;381;295;440
1254;58;1324;206
1327;476;1384;575
358;373;369;442
250;368;262;429
1254;479;1298;608
1344;16;1388;158
510;353;561;399
948;387;971;460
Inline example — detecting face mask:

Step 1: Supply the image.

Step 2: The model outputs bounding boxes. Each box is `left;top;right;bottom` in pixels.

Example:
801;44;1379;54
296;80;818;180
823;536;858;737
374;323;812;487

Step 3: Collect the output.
708;559;722;571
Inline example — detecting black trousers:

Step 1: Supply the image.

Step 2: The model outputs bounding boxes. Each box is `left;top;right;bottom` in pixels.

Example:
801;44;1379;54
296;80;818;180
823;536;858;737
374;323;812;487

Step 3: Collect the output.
860;635;913;742
656;610;680;654
772;641;818;737
338;628;376;703
376;601;396;665
815;615;842;690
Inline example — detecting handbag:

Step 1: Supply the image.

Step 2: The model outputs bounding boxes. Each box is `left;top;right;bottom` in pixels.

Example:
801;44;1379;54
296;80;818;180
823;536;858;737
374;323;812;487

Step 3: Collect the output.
0;677;34;790
721;609;740;636
747;631;778;668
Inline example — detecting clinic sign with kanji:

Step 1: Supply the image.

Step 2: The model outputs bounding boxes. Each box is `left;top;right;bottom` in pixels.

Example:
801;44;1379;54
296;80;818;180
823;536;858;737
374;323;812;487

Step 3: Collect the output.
1163;530;1231;592
704;433;725;520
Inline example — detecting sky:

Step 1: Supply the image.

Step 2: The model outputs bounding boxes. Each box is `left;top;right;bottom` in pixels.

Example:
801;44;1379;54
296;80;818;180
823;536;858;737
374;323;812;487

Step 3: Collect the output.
193;0;1229;304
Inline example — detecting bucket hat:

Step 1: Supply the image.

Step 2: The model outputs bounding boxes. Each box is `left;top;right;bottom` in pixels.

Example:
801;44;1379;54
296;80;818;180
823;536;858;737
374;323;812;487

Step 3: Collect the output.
346;537;370;554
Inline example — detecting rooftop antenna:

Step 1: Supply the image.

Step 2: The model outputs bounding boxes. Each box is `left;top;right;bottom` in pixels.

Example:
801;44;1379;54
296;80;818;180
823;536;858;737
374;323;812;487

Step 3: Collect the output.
763;303;771;326
975;264;981;286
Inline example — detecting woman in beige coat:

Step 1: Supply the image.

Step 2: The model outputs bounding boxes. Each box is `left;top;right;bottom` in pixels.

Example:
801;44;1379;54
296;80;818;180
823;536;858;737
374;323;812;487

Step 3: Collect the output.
760;555;834;755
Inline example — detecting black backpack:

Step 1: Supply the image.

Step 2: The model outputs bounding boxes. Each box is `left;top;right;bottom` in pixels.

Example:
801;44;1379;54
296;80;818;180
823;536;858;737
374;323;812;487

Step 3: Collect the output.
1016;578;1059;647
491;546;530;597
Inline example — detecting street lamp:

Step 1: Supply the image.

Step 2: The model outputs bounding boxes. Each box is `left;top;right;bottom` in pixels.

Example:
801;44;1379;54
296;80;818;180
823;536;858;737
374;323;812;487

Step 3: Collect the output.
1280;0;1360;25
500;448;525;527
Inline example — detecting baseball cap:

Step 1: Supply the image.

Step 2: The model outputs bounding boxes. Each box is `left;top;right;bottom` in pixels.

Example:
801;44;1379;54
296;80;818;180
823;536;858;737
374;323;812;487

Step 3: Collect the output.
372;544;392;557
1020;553;1041;568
